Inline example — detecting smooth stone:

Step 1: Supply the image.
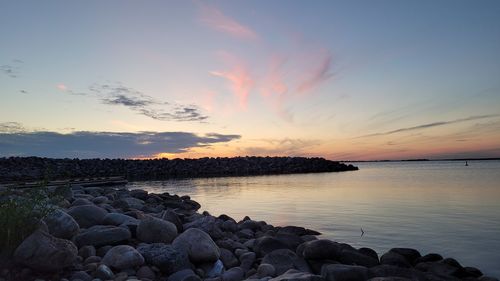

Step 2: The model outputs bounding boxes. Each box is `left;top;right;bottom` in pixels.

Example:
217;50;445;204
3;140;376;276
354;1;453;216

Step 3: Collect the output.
253;236;289;257
70;271;92;281
162;209;184;233
13;230;78;272
72;198;94;206
114;197;145;210
44;209;80;239
205;260;225;278
221;267;245;281
277;226;320;236
137;266;156;280
321;264;369;281
262;249;311;275
239;252;256;271
67;205;108;228
137;243;191;274
415;253;443;264
102;245;144;270
102;213;138;226
84;255;101;264
74;225;131;247
167;269;200;281
137;216;178;243
389;248;421;264
380;252;411;268
97;245;113;257
220;248;239;269
78;245;96;259
95;264;115;280
339;249;379;267
369;265;427;280
258;263;277;278
173;228;220;264
270;269;323;281
301;240;342;261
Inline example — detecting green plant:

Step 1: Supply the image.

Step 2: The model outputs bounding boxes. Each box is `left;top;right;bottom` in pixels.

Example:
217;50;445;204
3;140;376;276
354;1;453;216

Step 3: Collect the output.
0;187;58;256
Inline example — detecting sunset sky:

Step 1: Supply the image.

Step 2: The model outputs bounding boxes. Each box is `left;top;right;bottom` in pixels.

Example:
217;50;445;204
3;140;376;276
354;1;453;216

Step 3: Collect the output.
1;0;500;160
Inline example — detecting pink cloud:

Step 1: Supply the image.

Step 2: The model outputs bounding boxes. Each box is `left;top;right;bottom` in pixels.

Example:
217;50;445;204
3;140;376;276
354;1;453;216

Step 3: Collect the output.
57;83;67;91
210;67;253;109
199;4;258;40
296;50;333;94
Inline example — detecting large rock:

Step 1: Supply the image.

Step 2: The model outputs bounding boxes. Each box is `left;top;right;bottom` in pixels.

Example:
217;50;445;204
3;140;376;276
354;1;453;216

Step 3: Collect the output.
13;230;78;272
173;228;221;264
339;249;379;267
102;212;139;226
184;215;224;240
220;248;239;269
137;216;178;243
300;240;342;260
102;245;144;270
43;209;80;239
270;269;324;281
369;265;427;280
167;269;201;281
389;248;421;265
114;197;145;210
221;267;245;281
137;243;191;274
67;205;108;228
380;252;411;268
321;264;369;281
254;236;290;257
262;249;311;275
74;225;131;247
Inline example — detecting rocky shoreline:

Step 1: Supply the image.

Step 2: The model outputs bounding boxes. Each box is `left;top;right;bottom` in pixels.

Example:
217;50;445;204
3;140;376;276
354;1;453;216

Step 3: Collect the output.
0;184;497;281
0;157;358;183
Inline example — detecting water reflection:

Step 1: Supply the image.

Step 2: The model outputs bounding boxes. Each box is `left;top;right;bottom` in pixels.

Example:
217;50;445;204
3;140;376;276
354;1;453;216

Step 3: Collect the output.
129;160;500;277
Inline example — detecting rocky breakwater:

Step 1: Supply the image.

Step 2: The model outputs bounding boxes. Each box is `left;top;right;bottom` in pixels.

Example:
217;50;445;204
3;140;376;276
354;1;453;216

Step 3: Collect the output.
0;184;497;281
0;156;358;182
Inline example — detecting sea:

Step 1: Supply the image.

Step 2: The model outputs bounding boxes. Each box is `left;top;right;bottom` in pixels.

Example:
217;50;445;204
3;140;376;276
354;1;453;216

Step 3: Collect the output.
129;160;500;277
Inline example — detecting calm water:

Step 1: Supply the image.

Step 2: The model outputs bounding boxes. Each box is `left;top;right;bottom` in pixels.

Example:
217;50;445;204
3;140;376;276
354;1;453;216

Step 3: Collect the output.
129;160;500;277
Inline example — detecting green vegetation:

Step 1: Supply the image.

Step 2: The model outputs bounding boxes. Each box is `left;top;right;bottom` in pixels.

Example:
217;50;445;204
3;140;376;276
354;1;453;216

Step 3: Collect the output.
0;187;59;256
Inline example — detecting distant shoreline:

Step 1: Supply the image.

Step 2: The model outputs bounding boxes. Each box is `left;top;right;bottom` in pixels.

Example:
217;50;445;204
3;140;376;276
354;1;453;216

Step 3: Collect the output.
343;157;500;163
0;156;358;183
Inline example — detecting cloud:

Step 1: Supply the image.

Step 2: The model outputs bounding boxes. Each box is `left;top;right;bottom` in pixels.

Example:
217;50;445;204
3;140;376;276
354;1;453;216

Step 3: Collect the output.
0;123;241;158
210;52;254;109
199;4;258;40
60;82;208;122
295;51;333;94
358;114;500;138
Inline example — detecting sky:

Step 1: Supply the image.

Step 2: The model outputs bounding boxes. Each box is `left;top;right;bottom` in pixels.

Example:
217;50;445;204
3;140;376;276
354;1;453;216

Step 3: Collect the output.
1;0;500;160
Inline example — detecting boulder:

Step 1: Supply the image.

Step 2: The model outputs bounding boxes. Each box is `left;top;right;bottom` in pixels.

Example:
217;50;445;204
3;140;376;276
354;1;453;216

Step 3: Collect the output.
369;265;427;280
102;245;144;270
102;213;138;226
321;264;369;281
258;263;277;278
339;249;379;267
95;264;115;280
389;248;421;265
137;265;156;280
301;240;342;261
137;243;191;274
43;209;80;239
137;216;178;243
13;230;78;272
67;205;108;228
74;225;131;247
220;248;239;269
167;269;201;281
415;253;443;264
239;251;256;271
222;267;245;281
380;252;411;268
254;236;290;257
173;228;221;264
262;249;311;275
114;197;145;210
270;269;324;281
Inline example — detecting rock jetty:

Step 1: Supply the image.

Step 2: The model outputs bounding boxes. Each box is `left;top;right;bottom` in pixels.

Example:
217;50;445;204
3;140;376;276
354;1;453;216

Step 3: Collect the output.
0;157;358;183
0;184;497;281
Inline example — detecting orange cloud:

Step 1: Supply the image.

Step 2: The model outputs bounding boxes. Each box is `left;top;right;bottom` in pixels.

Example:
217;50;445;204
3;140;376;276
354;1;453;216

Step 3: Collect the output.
199;4;258;40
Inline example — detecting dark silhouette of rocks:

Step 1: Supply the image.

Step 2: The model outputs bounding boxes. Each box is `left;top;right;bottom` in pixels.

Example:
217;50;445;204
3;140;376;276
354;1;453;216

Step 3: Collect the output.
0;156;358;183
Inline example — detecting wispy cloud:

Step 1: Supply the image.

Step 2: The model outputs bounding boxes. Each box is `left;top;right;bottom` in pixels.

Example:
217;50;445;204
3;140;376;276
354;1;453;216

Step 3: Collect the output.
210;52;254;109
0;122;240;158
240;138;320;156
358;114;500;138
199;4;258;40
59;82;208;122
296;51;334;94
